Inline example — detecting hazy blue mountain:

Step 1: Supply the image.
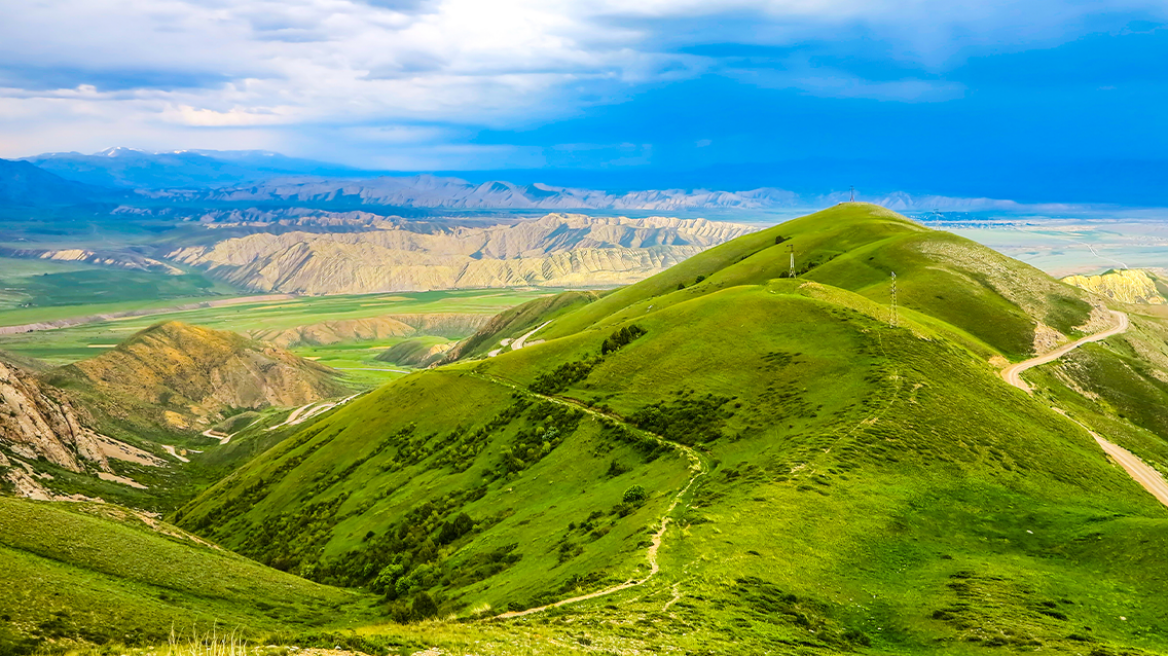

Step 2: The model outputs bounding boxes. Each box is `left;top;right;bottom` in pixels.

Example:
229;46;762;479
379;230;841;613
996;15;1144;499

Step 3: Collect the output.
22;148;366;190
0;158;122;207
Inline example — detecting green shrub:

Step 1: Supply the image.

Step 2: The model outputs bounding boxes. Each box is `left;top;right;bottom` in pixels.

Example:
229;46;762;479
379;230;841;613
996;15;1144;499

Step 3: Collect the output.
600;325;646;356
622;485;647;504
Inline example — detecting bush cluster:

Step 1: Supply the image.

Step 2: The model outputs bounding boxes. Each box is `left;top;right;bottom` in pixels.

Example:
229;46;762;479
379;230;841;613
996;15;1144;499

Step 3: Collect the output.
630;390;735;446
600;324;647;355
529;358;599;395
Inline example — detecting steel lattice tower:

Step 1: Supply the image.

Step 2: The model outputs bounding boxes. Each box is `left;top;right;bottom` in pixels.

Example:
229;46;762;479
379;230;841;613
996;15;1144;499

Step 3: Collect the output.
890;271;898;327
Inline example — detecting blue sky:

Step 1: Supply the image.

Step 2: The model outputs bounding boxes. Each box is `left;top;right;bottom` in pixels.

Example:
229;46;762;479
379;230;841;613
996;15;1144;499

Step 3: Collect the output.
0;1;1166;204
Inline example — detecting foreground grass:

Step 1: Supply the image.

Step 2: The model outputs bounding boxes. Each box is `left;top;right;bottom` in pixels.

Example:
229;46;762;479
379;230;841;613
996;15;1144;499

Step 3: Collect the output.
0;497;379;655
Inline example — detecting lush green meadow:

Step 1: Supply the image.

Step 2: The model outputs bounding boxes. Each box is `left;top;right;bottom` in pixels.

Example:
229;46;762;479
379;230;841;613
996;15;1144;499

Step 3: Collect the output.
9;204;1168;655
0;287;558;366
0;256;239;314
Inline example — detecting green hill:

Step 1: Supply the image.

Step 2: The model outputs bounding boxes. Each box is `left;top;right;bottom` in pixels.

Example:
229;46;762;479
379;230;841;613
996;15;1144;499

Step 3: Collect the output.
0;496;375;654
58;321;349;430
375;336;454;367
173;204;1168;654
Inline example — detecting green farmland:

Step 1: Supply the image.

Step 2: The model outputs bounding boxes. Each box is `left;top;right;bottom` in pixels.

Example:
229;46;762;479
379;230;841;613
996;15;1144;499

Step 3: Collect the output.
0;286;562;377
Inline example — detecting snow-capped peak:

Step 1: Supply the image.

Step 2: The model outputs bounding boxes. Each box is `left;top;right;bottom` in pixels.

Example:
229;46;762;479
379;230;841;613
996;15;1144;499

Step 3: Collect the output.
95;146;149;157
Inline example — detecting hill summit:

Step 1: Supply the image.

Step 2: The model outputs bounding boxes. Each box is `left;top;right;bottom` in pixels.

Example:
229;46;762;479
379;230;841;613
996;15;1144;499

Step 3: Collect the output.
66;321;347;428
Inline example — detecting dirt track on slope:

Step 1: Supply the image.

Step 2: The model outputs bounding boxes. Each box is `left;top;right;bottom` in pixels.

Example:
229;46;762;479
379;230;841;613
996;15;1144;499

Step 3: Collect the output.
1001;310;1129;392
1000;310;1168;507
461;371;707;620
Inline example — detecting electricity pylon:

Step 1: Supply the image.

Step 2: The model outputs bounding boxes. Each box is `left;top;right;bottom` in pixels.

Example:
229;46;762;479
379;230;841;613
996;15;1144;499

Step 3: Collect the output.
889;271;898;327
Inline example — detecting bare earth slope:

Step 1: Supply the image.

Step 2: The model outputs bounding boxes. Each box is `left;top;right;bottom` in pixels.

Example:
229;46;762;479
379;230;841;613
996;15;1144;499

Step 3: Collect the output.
1062;268;1167;304
167;214;755;294
64;321;347;426
250;313;489;348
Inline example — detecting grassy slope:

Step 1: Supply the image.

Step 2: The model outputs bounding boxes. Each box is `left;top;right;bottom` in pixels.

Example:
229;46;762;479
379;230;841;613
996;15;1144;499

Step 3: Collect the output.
0;256;239;313
374;336;452;367
0;497;375;652
540;203;1092;359
175;204;1168;654
177;369;691;614
443;289;601;361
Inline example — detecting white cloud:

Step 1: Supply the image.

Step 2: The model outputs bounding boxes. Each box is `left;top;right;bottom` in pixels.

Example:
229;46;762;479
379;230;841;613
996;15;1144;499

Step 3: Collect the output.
0;0;1165;163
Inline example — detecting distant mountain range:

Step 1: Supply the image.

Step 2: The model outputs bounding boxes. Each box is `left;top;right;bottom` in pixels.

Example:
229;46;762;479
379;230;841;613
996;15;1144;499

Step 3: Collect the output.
1;148;1089;213
22;147;365;190
148;174;802;211
166;213;756;294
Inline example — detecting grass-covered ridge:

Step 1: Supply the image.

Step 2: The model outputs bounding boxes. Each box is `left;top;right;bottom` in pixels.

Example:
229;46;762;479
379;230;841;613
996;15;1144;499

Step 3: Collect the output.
538;203;1094;359
173;204;1168;654
0;496;375;654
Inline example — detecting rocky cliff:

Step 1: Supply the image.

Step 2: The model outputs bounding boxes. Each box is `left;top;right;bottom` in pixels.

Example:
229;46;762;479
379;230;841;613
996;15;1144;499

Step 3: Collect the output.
0;357;108;473
167;214;755;295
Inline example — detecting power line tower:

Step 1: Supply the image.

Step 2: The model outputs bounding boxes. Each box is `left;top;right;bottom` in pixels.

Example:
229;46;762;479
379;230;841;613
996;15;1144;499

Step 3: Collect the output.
850;186;855;202
787;244;797;279
889;271;898;327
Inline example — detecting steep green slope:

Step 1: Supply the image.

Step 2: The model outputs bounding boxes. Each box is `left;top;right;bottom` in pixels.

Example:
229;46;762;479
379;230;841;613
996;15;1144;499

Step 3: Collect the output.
176;368;692;616
176;204;1168;654
0;497;375;654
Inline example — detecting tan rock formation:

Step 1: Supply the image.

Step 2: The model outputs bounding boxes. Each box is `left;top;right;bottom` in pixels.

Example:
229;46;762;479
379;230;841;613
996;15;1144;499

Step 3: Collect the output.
0;359;110;473
167;214;755;295
1062;269;1166;305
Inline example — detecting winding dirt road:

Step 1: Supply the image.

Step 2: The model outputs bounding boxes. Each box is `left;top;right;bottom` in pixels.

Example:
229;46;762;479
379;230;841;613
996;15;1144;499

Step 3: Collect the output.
1000;310;1168;507
265;394;361;432
509;321;552;351
1001;311;1129;392
462;371;707;620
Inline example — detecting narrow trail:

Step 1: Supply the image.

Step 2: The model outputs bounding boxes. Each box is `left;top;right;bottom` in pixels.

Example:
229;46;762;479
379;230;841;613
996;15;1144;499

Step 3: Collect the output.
461;371;708;620
161;444;189;463
201;428;233;444
509;321;552;351
488;320;553;358
1000;310;1168;507
265;394;361;432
